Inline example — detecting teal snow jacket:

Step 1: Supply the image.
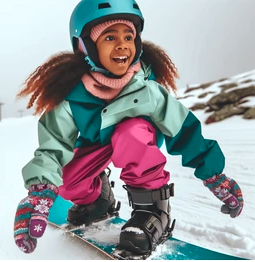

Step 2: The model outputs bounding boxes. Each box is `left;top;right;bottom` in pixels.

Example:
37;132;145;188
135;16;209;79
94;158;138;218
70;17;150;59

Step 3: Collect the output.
22;64;225;188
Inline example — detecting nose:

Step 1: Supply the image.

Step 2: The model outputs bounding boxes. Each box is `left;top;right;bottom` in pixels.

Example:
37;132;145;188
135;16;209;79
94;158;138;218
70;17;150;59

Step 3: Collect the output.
115;39;128;50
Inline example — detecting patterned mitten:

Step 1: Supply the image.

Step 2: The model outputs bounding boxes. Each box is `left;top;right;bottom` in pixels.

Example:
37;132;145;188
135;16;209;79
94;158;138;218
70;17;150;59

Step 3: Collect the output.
14;184;58;253
203;174;243;218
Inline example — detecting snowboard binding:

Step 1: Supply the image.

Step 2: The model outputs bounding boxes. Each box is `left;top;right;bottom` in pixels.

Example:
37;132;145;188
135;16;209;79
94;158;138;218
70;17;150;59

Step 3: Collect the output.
112;221;176;260
66;168;121;230
112;183;176;260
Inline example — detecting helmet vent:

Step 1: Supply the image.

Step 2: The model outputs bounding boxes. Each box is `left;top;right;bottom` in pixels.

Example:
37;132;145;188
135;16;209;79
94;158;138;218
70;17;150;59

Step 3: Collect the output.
98;3;111;9
133;3;140;10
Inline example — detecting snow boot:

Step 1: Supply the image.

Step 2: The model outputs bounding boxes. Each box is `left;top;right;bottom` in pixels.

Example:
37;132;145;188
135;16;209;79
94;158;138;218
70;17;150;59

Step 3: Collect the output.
117;183;175;258
67;168;120;226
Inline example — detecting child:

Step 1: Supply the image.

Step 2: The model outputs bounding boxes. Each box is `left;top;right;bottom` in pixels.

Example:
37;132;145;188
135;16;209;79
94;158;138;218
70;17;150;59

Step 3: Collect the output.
14;0;243;257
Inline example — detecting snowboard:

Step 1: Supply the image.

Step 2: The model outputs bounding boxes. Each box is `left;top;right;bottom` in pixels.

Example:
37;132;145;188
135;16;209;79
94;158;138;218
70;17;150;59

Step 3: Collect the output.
48;195;246;260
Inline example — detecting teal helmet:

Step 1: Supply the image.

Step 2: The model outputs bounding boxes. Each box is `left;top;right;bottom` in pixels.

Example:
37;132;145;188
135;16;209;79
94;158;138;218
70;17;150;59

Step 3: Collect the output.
69;0;144;74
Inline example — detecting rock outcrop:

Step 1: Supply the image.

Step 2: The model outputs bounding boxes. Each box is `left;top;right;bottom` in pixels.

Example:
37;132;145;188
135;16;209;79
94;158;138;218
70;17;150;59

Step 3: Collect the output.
177;70;255;124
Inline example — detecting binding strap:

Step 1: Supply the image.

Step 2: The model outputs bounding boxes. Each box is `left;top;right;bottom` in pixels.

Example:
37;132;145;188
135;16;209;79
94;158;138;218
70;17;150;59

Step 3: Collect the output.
123;183;174;208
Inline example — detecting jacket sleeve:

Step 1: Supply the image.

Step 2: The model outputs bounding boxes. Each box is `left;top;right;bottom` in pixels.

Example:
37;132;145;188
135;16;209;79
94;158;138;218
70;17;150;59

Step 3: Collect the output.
22;101;79;189
150;83;225;180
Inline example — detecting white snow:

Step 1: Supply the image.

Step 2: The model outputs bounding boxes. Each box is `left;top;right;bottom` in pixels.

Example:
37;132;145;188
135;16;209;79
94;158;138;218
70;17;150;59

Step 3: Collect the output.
122;227;144;234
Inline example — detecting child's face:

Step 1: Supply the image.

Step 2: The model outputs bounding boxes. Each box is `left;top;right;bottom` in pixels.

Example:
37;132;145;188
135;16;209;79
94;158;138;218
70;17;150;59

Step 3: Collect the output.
96;23;136;76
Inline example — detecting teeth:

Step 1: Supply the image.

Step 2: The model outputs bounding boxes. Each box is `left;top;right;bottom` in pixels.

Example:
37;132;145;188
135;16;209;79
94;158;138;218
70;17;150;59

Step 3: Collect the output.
114;56;127;60
113;56;128;64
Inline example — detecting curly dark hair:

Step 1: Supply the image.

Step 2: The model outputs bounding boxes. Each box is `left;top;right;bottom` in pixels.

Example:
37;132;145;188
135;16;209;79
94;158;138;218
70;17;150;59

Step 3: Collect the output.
17;40;179;115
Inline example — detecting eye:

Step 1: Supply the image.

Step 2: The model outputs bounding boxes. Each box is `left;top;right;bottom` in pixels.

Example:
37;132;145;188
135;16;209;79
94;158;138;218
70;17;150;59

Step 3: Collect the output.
105;35;115;41
125;35;134;41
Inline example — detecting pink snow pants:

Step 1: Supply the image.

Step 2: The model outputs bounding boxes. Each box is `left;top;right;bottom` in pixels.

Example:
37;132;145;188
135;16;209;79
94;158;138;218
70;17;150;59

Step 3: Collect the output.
59;117;170;204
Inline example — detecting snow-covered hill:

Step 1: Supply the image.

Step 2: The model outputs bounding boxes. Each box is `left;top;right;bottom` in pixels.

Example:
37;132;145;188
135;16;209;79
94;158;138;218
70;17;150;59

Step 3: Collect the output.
177;69;255;124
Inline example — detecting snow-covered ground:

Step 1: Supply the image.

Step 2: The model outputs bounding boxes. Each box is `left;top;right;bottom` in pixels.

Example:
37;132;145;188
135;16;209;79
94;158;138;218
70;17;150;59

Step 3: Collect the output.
0;103;254;259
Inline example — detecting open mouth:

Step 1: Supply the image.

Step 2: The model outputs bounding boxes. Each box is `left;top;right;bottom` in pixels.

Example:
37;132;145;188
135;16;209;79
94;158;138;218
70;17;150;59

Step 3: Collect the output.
112;56;128;64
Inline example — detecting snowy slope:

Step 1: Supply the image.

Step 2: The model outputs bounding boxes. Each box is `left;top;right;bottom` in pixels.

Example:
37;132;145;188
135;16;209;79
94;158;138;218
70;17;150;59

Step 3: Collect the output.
0;91;254;259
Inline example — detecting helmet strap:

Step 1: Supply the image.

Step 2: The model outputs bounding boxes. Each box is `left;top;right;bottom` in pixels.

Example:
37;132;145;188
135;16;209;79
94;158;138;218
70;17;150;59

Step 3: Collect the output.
78;37;89;55
85;56;110;75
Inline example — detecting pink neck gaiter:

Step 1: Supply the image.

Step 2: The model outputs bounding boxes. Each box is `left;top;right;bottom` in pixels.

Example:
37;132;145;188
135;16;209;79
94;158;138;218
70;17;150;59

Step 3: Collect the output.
81;62;141;100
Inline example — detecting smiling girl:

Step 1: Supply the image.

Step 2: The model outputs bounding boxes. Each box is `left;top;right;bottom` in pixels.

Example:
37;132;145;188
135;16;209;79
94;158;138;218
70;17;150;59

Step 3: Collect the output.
14;0;243;257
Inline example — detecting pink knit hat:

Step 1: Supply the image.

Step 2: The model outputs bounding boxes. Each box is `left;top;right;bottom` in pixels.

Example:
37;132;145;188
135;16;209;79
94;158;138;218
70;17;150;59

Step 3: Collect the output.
90;19;136;42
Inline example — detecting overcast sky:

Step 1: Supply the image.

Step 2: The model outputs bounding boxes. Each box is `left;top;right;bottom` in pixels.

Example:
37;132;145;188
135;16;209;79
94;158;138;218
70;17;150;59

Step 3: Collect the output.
1;0;255;118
